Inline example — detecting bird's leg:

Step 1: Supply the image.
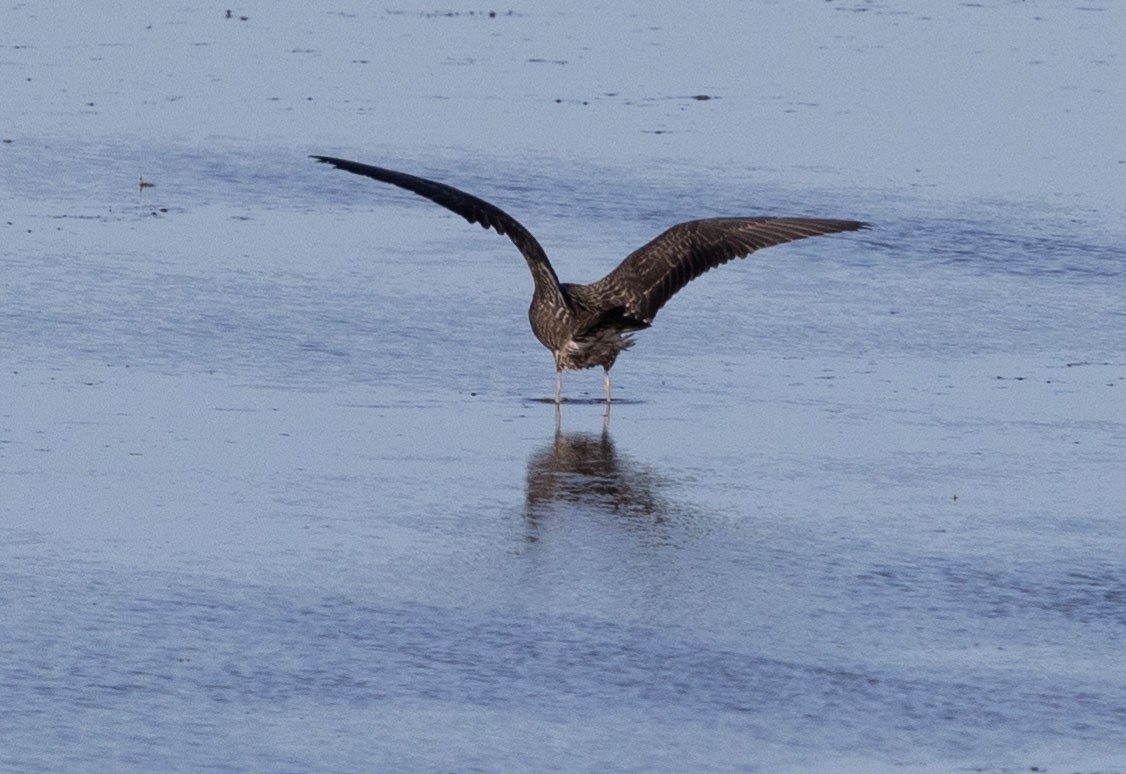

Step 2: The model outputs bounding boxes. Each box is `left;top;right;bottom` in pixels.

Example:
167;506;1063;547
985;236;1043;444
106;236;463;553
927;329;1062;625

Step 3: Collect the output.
603;367;612;403
554;368;563;405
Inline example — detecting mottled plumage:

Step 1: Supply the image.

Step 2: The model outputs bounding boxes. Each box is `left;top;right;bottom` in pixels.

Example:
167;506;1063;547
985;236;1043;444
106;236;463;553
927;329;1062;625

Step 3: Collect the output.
312;156;867;403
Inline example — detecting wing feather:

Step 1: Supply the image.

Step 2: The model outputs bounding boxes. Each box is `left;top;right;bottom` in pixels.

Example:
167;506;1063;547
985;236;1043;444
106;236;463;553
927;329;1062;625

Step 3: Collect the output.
587;217;867;322
311;156;564;297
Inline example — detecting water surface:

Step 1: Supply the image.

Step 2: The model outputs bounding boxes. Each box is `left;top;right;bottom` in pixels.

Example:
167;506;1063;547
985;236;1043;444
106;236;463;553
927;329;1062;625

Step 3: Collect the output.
2;2;1125;772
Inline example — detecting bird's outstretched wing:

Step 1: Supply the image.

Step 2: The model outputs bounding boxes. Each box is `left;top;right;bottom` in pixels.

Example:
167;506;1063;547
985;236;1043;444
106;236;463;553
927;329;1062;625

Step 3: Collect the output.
311;156;564;296
586;217;867;323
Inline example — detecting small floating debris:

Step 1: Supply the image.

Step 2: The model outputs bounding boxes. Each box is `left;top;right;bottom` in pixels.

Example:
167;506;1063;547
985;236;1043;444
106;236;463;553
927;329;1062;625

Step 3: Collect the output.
644;94;719;102
384;9;516;19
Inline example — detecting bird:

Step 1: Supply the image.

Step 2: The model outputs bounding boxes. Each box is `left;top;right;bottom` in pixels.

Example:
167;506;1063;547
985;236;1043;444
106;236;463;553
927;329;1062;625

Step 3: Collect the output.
312;156;867;403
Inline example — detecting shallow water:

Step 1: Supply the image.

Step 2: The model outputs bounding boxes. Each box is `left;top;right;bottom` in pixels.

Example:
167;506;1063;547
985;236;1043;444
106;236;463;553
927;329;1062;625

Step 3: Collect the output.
3;2;1126;772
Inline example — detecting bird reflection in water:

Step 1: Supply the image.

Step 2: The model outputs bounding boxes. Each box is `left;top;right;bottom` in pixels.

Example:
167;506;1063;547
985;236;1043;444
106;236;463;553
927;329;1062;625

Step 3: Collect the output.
524;421;684;542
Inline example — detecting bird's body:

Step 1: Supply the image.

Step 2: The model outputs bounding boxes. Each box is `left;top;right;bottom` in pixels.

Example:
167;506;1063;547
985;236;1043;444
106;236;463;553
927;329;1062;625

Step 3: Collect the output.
312;156;867;402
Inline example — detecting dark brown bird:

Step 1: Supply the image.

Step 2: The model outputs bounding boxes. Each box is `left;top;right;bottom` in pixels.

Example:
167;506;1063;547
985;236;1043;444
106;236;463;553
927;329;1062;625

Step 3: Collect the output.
312;156;867;403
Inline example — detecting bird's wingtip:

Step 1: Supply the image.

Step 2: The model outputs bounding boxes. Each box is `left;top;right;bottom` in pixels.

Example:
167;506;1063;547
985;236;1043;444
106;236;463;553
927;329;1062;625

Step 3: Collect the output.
312;155;353;168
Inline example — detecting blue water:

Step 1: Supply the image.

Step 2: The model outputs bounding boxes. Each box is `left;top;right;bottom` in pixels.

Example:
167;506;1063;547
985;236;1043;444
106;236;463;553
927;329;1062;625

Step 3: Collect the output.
2;2;1125;772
